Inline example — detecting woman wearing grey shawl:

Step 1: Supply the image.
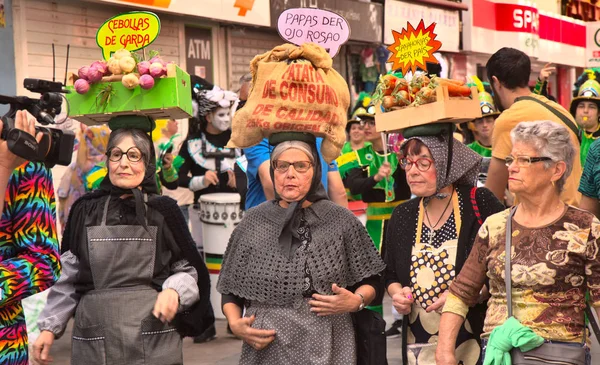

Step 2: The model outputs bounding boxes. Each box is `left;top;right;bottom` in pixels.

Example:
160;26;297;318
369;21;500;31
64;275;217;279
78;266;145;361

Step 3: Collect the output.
217;134;385;365
383;125;504;365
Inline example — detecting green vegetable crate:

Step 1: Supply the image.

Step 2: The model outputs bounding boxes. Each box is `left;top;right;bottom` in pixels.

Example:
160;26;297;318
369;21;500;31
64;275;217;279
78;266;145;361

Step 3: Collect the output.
66;64;192;126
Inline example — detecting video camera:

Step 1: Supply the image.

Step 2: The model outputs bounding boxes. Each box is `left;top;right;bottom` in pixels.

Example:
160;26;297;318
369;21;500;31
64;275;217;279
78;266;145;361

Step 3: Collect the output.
0;78;75;168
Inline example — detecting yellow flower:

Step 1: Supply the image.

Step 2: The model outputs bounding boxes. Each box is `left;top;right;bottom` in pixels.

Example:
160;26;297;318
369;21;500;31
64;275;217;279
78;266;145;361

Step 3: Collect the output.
553;223;589;254
512;263;556;286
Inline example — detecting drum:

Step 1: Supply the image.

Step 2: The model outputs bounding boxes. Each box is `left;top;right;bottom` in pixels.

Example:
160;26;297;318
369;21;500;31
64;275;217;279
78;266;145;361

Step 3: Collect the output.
198;193;243;319
348;200;367;226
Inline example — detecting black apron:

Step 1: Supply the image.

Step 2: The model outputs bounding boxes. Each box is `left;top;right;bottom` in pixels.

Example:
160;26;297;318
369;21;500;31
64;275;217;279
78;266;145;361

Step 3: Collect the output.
71;197;182;365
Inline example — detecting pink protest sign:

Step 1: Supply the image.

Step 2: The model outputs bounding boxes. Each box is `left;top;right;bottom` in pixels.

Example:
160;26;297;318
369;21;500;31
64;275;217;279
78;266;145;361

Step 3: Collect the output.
277;8;350;58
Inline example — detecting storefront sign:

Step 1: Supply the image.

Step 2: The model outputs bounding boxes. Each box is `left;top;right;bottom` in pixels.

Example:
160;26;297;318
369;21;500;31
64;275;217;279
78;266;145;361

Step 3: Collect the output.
387;20;442;75
96;11;161;60
270;0;382;43
277;8;350;57
384;0;459;53
586;22;600;68
91;0;270;27
467;0;539;58
185;26;213;83
463;0;586;67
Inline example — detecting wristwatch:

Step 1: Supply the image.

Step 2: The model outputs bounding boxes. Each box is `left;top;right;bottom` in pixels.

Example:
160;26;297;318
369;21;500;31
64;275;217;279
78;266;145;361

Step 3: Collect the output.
356;293;365;311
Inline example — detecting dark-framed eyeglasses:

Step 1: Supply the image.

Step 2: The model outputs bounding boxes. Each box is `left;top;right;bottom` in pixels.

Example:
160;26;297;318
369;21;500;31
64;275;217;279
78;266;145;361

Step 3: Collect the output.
273;160;313;173
106;147;144;163
504;155;553;168
399;157;434;172
360;119;376;127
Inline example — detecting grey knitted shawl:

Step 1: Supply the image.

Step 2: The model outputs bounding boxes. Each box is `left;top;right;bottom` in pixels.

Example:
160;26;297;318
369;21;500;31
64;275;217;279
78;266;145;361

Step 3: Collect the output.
217;200;386;305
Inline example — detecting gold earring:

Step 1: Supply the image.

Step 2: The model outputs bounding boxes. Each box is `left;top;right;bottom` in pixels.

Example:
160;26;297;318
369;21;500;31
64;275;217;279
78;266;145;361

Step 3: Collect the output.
551;181;555;187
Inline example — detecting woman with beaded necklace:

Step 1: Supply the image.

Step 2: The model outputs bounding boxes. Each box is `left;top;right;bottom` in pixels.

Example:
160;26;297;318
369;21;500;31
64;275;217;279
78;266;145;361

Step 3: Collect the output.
384;125;504;365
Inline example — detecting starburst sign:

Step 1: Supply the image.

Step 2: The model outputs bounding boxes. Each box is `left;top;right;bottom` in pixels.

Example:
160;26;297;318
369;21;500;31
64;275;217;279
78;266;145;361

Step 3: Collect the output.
386;20;442;75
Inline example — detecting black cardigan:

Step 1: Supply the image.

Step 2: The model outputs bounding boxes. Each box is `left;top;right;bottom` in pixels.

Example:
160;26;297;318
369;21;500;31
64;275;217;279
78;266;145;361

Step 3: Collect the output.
383;185;504;364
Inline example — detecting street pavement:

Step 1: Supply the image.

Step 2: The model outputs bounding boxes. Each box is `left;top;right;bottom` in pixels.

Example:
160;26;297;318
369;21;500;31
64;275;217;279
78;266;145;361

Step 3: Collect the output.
41;296;600;365
45;296;403;364
41;293;600;364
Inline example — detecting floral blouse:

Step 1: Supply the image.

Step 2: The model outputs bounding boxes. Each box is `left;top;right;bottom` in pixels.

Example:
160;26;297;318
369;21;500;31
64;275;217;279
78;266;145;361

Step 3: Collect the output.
447;206;600;343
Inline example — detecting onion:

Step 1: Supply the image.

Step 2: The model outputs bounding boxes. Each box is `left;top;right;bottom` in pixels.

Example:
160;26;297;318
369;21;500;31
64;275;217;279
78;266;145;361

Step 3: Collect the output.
122;73;139;89
149;56;166;66
91;61;108;76
74;79;90;94
137;61;150;75
139;74;155;90
87;66;103;83
114;49;131;60
119;56;136;73
149;62;165;78
78;66;90;81
107;58;122;75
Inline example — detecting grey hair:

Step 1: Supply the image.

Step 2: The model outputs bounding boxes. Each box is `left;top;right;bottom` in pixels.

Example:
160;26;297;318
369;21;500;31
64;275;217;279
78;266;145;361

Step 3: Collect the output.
510;120;575;192
106;128;152;164
270;141;314;165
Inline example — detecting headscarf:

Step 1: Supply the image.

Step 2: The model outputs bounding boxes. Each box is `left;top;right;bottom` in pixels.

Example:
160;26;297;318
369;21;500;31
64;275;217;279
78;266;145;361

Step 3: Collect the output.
402;130;482;198
268;133;329;259
99;115;159;229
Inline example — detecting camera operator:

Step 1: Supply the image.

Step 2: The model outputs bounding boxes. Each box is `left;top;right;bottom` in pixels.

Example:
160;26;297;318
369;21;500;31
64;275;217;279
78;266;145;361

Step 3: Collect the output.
0;110;42;215
0;109;61;364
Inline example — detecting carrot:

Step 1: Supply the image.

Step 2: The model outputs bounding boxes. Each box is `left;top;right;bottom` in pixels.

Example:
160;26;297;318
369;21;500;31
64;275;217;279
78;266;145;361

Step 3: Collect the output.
439;78;465;86
436;79;472;97
382;95;398;109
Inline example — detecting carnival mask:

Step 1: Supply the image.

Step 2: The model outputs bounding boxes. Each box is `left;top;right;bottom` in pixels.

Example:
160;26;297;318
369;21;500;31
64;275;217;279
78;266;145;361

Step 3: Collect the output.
210;107;232;132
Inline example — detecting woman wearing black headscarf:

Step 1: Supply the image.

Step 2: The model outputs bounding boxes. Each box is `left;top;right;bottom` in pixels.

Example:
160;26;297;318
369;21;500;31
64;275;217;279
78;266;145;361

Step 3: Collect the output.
217;133;385;365
33;116;212;365
384;125;504;365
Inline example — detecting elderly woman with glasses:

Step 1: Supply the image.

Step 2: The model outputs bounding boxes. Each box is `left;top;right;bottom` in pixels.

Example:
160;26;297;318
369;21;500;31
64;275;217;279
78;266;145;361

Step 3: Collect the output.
33;117;212;365
218;134;386;365
384;125;504;365
437;121;600;365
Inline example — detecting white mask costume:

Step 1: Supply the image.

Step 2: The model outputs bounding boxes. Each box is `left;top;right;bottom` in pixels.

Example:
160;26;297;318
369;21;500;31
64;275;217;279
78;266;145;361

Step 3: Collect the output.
210;107;232;132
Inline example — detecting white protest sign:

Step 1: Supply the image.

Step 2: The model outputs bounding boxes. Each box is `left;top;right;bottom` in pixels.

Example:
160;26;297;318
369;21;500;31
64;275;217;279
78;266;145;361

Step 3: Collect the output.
277;8;350;57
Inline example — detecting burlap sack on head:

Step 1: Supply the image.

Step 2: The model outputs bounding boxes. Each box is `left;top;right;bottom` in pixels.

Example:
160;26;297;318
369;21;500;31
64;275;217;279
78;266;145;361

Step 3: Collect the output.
228;43;350;163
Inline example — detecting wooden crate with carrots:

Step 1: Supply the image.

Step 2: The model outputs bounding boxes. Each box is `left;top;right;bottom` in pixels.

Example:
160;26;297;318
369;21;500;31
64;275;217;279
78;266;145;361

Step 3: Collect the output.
372;74;482;132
